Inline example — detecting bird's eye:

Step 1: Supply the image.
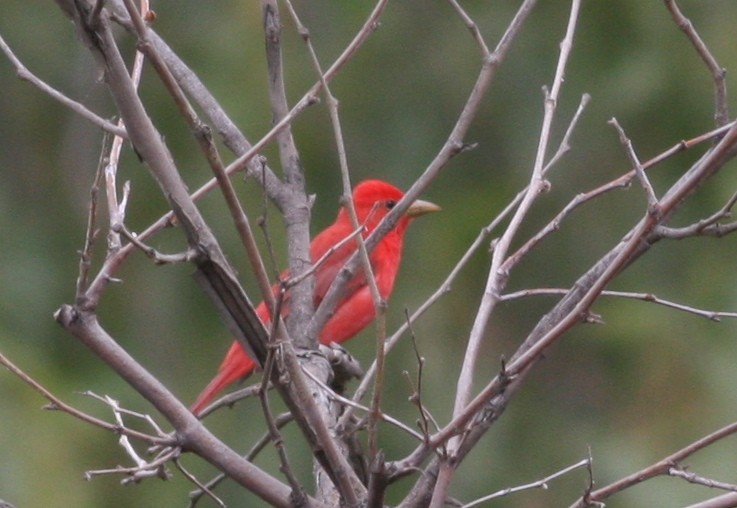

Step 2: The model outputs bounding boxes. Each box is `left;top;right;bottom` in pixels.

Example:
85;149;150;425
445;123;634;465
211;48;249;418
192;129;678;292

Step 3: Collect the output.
385;200;397;210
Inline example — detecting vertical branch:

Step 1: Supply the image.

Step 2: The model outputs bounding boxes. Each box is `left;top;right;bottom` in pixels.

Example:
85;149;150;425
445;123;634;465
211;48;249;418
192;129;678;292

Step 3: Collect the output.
262;2;362;503
104;122;136;255
451;0;581;424
262;0;314;348
282;0;389;463
104;5;145;252
76;139;107;301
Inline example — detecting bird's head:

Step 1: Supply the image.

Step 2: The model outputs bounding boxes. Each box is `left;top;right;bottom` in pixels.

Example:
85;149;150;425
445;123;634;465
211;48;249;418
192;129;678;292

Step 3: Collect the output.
350;179;441;235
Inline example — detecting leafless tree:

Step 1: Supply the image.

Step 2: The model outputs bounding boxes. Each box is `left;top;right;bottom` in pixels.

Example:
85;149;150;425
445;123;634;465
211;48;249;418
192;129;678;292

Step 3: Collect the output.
4;0;737;507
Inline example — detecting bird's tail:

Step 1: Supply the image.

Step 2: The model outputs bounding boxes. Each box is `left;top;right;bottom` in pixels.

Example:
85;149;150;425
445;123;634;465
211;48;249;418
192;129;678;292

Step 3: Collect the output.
191;343;256;416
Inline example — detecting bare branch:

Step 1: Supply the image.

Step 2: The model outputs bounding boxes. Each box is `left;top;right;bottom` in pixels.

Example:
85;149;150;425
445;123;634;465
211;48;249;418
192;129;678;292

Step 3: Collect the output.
609;118;660;210
301;367;425;443
261;0;314;353
670;467;737;493
447;0;491;56
75;142;107;300
664;0;729;127
461;458;590;507
451;0;581;428
115;224;198;264
684;493;737;508
570;420;737;507
502;287;737;322
0;351;172;446
51;303;303;507
281;0;391;464
0;33;127;138
653;190;737;239
542;93;591;173
83;393;176;485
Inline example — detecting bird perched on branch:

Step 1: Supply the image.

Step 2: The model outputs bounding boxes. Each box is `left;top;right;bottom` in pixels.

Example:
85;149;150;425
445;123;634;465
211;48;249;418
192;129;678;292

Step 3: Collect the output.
191;179;440;415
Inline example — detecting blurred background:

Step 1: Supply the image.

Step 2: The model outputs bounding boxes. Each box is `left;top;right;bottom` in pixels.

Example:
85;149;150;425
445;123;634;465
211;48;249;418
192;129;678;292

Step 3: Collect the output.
3;1;737;506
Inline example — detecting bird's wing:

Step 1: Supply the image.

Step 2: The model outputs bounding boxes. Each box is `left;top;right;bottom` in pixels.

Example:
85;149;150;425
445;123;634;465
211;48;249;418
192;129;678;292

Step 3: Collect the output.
318;283;375;344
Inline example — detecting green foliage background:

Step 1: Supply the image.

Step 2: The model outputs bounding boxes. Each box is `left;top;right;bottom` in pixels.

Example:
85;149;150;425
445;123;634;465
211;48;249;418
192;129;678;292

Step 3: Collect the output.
2;1;737;507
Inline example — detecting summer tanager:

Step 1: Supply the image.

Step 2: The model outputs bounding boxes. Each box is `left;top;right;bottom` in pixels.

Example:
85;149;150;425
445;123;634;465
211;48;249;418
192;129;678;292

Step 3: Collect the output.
191;180;440;415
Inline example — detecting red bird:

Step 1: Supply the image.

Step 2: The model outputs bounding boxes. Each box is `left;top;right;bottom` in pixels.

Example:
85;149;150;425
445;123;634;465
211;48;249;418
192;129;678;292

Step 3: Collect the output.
191;180;440;415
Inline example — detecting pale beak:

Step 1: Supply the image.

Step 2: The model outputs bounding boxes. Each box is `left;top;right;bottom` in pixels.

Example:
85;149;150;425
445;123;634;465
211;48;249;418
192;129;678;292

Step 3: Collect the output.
406;198;442;218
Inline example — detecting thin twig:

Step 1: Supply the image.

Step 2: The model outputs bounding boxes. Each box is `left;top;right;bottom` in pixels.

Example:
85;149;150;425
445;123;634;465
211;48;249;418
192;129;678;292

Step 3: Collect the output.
403;309;439;437
450;0;581;459
301;367;425;443
543;94;591;173
115;224;198;264
609;118;659;210
83;390;169;436
501;287;737;322
85;446;178;482
570;419;737;507
187;412;294;508
447;0;491;56
76;140;107;301
0;352;173;446
461;458;590;507
284;222;367;290
0;33;127;138
664;0;729;127
670;466;737;493
195;384;262;419
176;458;226;508
653;189;737;239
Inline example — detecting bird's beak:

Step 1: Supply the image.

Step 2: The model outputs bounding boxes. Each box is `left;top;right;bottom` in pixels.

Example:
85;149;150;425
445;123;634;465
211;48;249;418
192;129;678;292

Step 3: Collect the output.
406;198;441;218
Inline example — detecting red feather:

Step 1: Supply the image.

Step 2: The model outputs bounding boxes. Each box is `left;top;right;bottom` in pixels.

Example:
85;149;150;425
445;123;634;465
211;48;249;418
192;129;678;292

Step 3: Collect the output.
191;180;437;415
